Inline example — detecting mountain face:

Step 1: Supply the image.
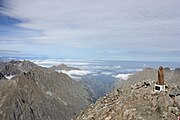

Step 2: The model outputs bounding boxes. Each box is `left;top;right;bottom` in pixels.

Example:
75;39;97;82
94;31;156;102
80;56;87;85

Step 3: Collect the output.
0;64;21;76
0;60;36;76
50;64;107;101
80;76;107;102
0;72;6;80
115;67;175;89
172;68;180;84
0;60;92;120
76;68;180;120
50;63;80;71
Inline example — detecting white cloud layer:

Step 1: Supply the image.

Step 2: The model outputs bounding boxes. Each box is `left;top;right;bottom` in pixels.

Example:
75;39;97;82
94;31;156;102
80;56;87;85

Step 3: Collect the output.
113;74;132;80
101;72;112;75
32;59;97;69
56;70;91;80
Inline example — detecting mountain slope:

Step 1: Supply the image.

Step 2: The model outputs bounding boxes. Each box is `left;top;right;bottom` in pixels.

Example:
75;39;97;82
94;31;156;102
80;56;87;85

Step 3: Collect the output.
50;63;107;101
172;68;180;84
76;80;180;120
0;73;71;120
0;64;21;76
76;67;180;120
80;76;106;102
0;60;92;120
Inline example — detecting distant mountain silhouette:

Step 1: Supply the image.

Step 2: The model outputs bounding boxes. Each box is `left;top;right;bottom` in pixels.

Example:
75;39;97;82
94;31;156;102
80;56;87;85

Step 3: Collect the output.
50;63;80;71
115;67;178;89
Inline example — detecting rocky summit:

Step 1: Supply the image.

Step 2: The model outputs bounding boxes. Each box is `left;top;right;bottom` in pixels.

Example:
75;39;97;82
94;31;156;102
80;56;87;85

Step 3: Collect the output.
0;60;92;120
76;68;180;120
76;81;180;120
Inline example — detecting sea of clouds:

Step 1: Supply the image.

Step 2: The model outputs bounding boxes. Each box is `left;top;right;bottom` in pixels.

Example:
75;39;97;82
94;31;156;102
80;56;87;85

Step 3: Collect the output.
31;59;143;81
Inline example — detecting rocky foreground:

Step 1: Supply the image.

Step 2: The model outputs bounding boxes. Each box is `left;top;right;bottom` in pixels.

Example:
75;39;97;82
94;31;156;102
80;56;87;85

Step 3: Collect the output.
76;68;180;120
76;80;180;120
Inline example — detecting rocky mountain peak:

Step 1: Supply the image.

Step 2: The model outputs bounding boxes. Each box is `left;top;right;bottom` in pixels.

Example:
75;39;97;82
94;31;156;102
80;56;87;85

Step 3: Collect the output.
0;60;93;120
50;63;80;71
0;63;21;76
76;80;180;120
17;60;38;72
0;60;37;76
76;67;180;120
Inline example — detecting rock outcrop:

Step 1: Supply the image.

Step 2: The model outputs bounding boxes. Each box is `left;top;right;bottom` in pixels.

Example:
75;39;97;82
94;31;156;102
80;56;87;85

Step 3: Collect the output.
0;72;6;80
76;67;180;120
0;64;21;76
0;60;39;76
17;60;39;72
76;80;180;120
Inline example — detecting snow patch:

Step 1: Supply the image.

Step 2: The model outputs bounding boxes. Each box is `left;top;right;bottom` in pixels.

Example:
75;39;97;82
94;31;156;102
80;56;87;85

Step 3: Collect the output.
5;75;16;80
58;70;91;76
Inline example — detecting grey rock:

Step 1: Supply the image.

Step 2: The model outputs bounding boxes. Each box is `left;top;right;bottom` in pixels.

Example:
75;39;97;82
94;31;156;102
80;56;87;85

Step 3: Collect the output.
76;70;180;120
0;61;93;120
0;72;6;80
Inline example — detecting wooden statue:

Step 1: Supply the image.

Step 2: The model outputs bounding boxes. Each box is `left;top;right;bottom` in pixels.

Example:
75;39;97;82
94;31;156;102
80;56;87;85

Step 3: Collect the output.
158;66;164;85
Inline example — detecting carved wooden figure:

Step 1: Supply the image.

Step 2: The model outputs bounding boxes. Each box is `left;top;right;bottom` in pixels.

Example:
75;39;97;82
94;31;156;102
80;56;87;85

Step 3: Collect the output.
158;66;164;85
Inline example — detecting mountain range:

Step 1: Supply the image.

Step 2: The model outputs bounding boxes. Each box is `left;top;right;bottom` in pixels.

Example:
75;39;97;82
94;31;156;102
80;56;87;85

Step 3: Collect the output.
1;60;180;120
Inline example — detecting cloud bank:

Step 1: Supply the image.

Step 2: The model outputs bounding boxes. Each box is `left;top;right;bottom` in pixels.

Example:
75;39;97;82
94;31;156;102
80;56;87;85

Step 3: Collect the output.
57;70;92;80
113;74;132;80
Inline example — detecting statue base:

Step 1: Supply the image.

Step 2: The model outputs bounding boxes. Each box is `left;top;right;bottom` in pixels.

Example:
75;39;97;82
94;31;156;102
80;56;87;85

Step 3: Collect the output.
154;84;165;92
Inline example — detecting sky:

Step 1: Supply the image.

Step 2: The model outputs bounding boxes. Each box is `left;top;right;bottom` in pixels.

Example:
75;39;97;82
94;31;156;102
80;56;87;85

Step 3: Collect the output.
0;0;180;61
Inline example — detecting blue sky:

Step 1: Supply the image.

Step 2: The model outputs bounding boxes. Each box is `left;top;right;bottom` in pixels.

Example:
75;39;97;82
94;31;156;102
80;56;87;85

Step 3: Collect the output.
0;0;180;61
